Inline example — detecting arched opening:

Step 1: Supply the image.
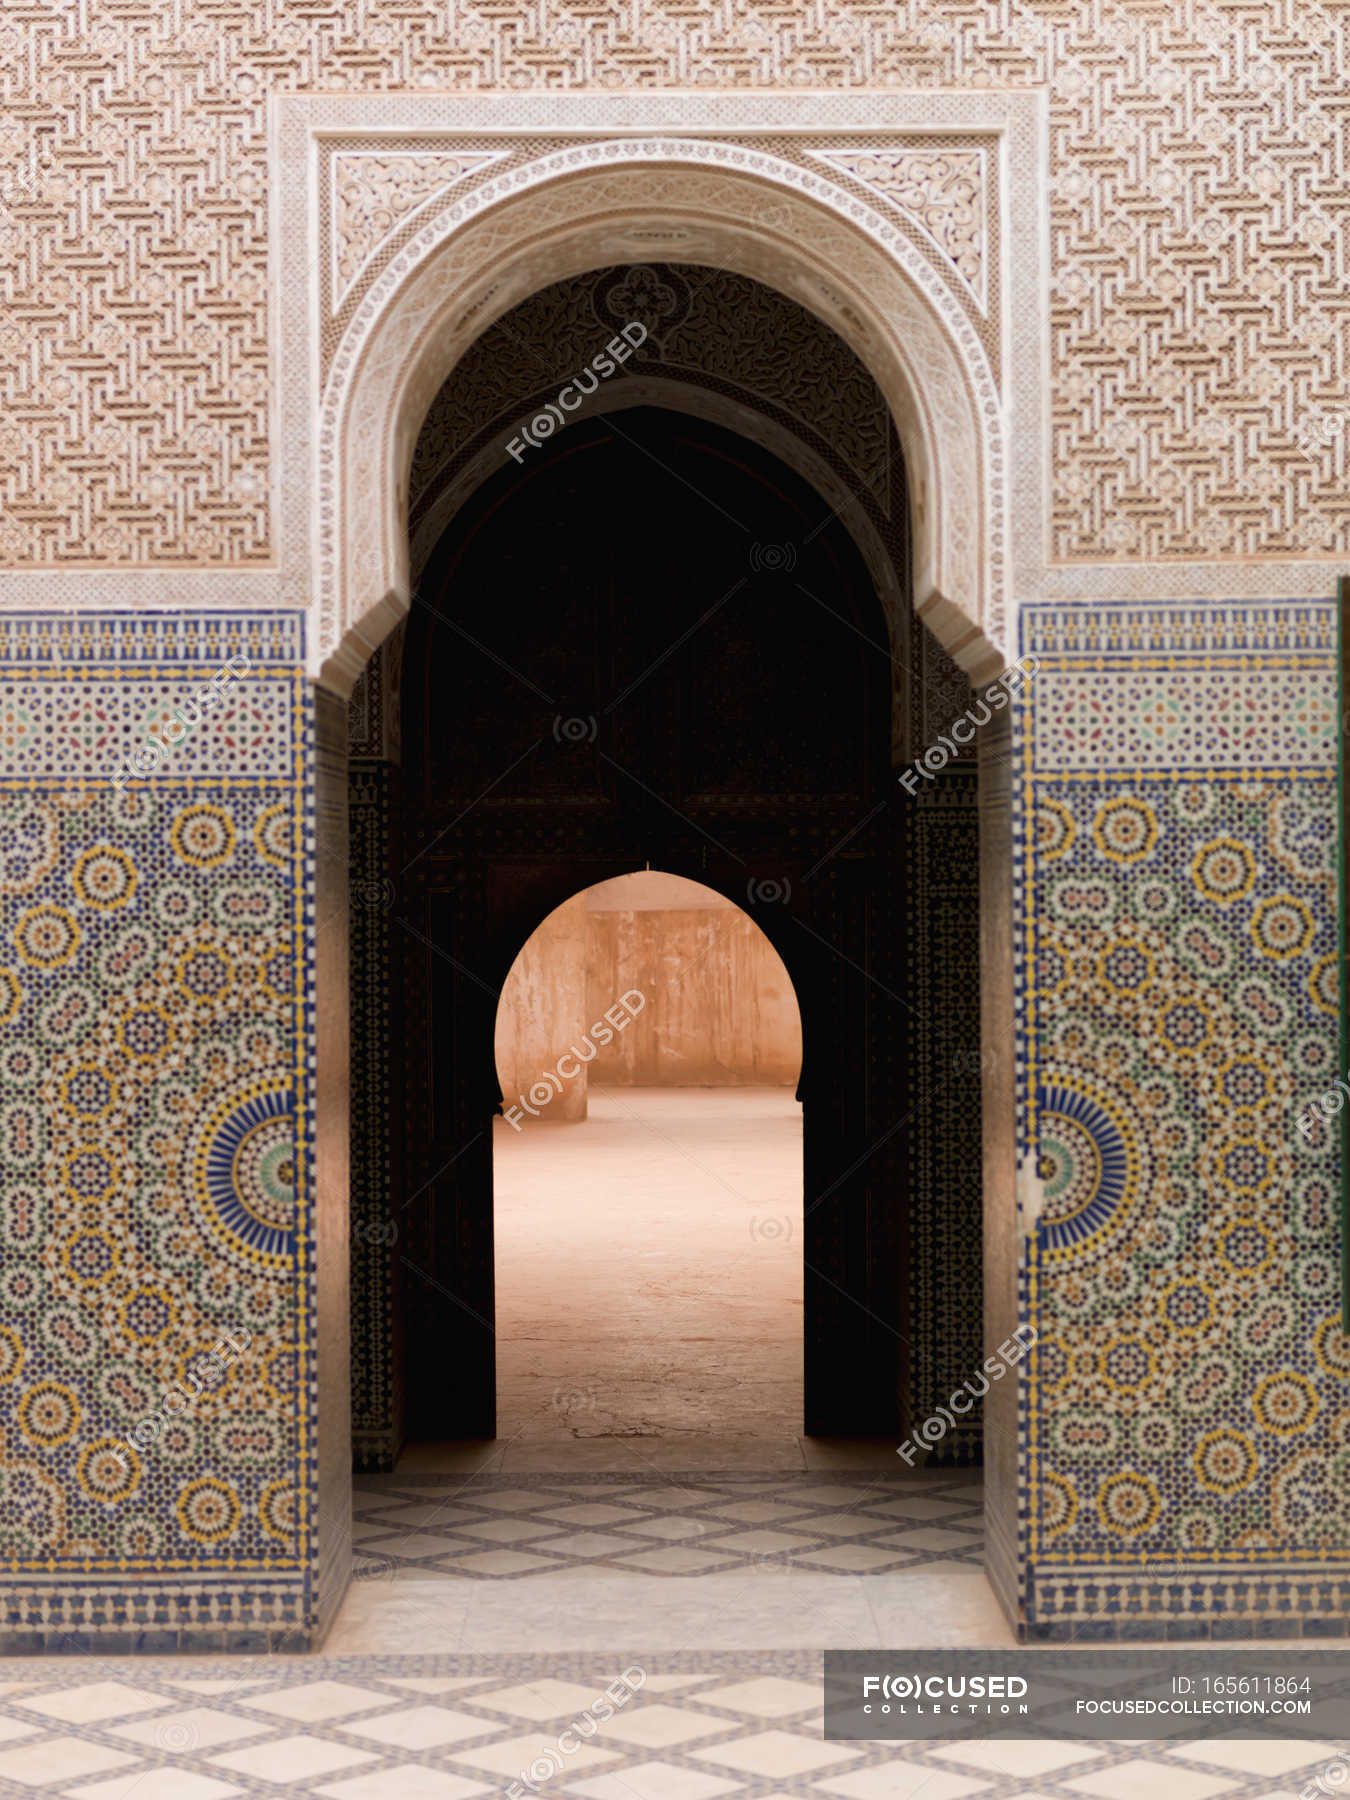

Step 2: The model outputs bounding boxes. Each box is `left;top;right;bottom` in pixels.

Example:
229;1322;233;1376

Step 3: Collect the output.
329;218;1011;1634
298;108;1015;1634
387;404;906;1444
314;149;1006;694
493;871;805;1443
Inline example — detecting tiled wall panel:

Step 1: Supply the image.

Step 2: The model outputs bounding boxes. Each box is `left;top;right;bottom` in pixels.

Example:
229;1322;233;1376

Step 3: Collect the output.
1017;600;1348;1637
0;613;315;1650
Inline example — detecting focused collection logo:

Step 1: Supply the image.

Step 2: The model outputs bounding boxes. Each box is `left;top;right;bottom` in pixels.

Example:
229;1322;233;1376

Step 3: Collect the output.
859;1674;1029;1717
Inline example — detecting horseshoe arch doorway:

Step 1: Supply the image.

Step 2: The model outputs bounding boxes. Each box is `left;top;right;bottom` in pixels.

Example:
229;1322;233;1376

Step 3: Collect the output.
380;407;914;1443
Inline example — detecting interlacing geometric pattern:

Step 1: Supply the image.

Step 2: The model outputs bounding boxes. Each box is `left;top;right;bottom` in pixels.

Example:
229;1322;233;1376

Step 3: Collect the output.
351;1471;986;1578
347;761;401;1473
907;775;984;1464
0;613;313;1647
1018;601;1350;1634
0;2;1345;567
0;1651;1337;1798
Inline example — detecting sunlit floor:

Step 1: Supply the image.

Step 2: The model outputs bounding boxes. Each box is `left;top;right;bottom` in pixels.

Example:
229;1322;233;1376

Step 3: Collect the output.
493;1086;803;1442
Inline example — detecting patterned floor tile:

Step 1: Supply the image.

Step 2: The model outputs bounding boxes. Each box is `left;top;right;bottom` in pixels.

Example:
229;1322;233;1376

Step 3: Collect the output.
0;1736;140;1786
703;1501;811;1524
450;1549;561;1575
930;1739;1104;1777
106;1706;273;1750
878;1527;982;1553
0;1649;1314;1800
385;1678;495;1696
692;1676;822;1716
316;1772;492;1800
868;1497;976;1520
799;1514;898;1538
209;1734;383;1780
246;1681;396;1722
161;1680;276;1695
342;1705;502;1748
349;1472;986;1579
18;1683;169;1724
537;1504;651;1527
1063;1763;1234;1800
455;1519;566;1543
364;1505;481;1528
452;1731;623;1776
624;1517;714;1540
353;1518;404;1540
68;1774;245;1800
614;1547;735;1574
691;1728;863;1776
464;1490;550;1511
816;1766;993;1800
366;1531;483;1559
698;1530;820;1555
798;1544;911;1571
598;1704;740;1749
564;1764;743;1800
601;1487;727;1508
469;1679;618;1720
536;1532;648;1558
1164;1740;1341;1777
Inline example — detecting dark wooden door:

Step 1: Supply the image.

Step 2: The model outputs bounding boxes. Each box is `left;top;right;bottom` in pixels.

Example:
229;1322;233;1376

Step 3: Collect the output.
396;409;908;1438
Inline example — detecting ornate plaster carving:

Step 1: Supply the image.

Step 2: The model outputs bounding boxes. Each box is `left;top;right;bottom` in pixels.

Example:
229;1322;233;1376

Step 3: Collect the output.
331;151;508;311
810;148;987;311
303;119;1010;692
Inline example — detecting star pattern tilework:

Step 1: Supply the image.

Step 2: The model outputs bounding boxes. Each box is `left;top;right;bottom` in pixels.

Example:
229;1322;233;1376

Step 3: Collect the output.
1016;600;1350;1636
0;612;314;1648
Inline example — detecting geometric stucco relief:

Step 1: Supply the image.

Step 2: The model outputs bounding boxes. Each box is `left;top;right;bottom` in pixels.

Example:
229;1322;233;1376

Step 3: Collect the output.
0;1;1345;575
317;131;1002;388
305;123;1008;684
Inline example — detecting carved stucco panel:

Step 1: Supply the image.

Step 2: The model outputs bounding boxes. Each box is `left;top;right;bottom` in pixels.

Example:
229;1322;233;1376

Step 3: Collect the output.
331;150;508;310
320;141;1001;689
810;147;987;310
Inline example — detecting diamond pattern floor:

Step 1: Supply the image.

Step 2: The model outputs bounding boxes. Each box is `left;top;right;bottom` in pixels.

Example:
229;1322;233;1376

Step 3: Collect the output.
351;1471;986;1579
0;1653;1334;1799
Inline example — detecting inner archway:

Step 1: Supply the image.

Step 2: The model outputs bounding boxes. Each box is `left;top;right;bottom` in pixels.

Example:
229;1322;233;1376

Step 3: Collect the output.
395;405;907;1442
494;871;804;1442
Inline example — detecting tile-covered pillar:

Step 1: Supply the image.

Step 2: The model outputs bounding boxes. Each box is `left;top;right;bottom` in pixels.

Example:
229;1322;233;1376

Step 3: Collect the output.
312;685;352;1639
907;772;983;1464
1015;600;1347;1638
346;630;404;1473
0;612;325;1650
980;703;1021;1626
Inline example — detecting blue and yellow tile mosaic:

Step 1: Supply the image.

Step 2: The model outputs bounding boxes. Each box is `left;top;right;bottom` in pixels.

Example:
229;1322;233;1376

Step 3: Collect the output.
0;612;314;1650
1016;600;1349;1637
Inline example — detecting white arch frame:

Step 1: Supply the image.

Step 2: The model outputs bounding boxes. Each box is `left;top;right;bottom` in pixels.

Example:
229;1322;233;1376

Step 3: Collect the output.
311;137;1009;694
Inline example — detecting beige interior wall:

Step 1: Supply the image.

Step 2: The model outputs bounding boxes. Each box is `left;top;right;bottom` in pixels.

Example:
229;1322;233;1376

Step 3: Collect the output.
494;873;801;1109
587;902;801;1088
493;892;590;1121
